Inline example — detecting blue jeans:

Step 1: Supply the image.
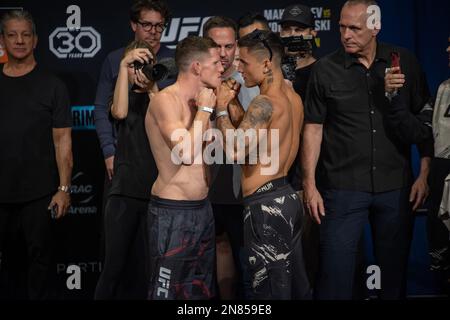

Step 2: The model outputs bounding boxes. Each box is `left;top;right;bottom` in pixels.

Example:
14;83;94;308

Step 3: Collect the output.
315;188;414;300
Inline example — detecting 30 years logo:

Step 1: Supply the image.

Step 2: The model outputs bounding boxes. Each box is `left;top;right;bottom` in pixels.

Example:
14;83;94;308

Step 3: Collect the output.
49;5;101;59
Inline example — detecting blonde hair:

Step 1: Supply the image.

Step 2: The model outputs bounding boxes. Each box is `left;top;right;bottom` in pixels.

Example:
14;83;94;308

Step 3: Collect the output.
123;39;155;59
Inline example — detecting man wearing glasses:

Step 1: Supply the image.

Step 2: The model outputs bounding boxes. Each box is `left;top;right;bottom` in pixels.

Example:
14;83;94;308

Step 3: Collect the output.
93;0;172;299
95;0;172;184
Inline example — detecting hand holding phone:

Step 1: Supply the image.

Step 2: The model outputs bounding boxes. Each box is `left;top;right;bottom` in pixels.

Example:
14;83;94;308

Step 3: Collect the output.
391;51;401;74
385;51;405;96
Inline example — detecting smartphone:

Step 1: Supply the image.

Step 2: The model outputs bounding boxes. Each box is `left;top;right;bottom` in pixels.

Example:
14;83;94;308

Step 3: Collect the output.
391;51;401;74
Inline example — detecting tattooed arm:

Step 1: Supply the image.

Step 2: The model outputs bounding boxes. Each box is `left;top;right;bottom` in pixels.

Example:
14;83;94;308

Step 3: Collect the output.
217;95;273;162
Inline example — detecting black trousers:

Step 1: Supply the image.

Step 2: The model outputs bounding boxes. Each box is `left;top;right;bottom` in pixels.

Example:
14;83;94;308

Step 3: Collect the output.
0;194;54;300
94;195;149;299
98;174;112;266
212;203;244;295
316;188;414;300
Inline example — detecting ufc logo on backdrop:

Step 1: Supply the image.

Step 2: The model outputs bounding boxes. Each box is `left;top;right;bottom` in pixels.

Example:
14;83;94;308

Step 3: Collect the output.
49;5;102;59
161;16;211;49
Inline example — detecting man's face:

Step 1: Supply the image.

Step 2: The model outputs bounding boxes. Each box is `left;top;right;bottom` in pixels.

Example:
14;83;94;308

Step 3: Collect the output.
0;18;37;61
280;22;316;56
206;27;236;73
238;22;268;39
447;37;450;67
237;47;264;88
199;48;224;89
339;4;377;55
233;46;240;70
131;9;165;50
280;23;313;38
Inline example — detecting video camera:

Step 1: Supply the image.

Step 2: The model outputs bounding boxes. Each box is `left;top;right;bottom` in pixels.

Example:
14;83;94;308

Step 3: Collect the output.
281;35;315;81
281;34;315;54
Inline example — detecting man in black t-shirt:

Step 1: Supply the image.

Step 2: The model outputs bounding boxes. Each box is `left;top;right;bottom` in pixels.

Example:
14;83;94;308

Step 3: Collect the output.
279;4;318;192
279;4;320;288
0;10;72;299
279;4;318;101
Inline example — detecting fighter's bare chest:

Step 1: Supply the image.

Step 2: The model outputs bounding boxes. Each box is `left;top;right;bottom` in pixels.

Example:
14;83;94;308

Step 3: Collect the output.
180;106;211;130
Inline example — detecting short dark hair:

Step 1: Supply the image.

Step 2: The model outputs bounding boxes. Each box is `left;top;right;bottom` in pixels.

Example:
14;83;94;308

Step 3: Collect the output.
129;0;171;24
0;10;36;35
175;36;219;72
237;12;269;30
202;16;238;39
238;30;284;64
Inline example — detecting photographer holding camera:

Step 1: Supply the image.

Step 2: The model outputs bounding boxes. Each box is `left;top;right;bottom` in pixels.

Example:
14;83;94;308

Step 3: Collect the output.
280;5;317;192
95;0;172;184
93;0;173;299
280;4;317;100
94;40;158;299
279;4;319;288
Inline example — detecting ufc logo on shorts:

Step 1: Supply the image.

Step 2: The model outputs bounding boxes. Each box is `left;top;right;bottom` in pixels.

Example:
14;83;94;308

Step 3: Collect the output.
161;17;211;49
156;267;172;298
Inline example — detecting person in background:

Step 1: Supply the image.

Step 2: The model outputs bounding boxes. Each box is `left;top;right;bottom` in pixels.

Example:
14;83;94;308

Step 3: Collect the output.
237;12;270;39
203;15;258;299
93;0;172;295
0;10;72;299
302;0;431;299
94;40;158;299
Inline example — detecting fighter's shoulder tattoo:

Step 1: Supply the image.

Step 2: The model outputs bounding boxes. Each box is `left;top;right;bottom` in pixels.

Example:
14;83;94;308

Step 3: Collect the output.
247;95;273;126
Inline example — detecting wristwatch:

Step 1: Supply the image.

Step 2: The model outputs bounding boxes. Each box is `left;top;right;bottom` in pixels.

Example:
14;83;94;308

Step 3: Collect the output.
58;185;71;194
385;90;398;101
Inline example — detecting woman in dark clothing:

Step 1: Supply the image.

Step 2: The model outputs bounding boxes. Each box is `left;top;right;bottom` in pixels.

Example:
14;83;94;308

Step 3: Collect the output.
95;40;158;299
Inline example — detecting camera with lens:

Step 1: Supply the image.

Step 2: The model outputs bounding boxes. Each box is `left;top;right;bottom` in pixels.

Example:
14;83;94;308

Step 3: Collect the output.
281;34;315;54
281;35;315;81
134;60;170;82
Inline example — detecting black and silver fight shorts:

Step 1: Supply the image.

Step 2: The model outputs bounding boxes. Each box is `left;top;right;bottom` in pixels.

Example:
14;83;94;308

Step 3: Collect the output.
242;177;312;300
